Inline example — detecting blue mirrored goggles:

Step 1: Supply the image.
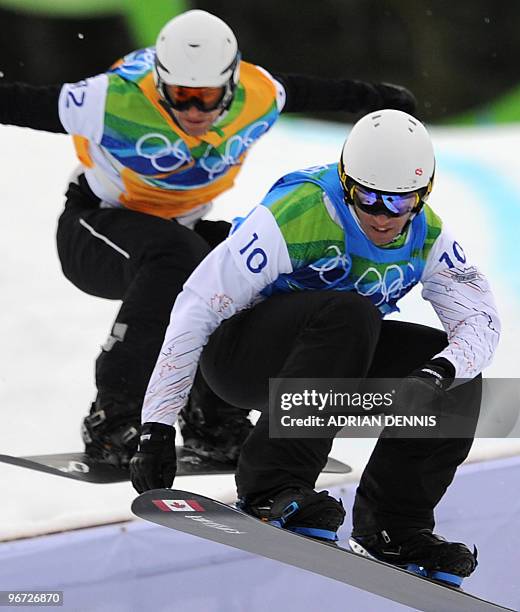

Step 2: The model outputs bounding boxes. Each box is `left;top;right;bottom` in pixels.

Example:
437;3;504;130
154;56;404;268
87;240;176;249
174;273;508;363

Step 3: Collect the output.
352;184;420;216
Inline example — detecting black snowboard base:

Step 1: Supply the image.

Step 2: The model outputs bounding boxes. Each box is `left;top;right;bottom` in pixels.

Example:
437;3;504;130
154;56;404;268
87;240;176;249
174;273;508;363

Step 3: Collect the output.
0;450;351;483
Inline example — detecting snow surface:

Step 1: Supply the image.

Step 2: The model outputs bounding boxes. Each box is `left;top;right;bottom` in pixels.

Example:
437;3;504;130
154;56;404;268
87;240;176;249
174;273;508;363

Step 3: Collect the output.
0;118;519;541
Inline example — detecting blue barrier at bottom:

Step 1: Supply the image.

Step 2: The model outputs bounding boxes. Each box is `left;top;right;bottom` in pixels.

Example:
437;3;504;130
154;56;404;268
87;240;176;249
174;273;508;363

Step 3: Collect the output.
0;456;519;612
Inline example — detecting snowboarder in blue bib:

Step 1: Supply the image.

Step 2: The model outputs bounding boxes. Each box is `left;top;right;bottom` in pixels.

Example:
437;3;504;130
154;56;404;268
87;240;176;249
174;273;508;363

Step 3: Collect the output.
130;109;500;585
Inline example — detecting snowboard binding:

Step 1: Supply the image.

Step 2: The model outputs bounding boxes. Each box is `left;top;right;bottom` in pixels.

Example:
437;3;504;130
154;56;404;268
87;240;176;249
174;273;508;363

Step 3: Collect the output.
238;488;346;542
405;563;465;587
81;393;142;469
349;528;478;588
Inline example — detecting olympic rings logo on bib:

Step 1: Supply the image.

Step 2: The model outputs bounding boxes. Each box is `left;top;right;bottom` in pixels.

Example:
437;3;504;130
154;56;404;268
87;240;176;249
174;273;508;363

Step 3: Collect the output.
200;121;271;180
135;133;193;172
354;263;417;306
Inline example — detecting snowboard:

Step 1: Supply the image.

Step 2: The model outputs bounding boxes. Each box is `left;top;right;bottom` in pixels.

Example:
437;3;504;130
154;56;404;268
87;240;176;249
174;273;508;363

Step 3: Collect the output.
132;489;514;612
0;450;351;484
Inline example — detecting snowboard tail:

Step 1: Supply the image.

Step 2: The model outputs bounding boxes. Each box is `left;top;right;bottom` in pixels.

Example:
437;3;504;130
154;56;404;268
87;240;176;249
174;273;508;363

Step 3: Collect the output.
0;451;351;483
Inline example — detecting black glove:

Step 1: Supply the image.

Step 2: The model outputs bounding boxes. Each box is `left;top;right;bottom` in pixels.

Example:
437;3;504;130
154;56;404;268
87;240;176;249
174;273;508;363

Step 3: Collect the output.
130;422;176;493
369;82;418;115
393;357;455;419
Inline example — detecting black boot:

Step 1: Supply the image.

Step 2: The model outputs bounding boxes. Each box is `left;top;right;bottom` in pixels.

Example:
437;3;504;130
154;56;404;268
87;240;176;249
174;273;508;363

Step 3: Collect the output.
179;372;253;465
239;488;346;542
349;528;478;587
81;391;141;469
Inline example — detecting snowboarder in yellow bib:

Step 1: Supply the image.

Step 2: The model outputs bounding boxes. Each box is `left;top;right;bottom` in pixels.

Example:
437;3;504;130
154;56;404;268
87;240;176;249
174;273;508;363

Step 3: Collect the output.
0;9;417;469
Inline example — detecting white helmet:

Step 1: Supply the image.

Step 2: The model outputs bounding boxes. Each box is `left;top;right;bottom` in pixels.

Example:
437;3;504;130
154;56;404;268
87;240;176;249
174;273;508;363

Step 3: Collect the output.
155;10;240;109
340;109;435;194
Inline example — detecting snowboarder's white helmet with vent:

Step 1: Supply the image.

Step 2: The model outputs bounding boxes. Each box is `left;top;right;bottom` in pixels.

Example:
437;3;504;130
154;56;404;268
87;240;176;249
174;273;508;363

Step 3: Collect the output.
154;9;240;95
340;109;435;194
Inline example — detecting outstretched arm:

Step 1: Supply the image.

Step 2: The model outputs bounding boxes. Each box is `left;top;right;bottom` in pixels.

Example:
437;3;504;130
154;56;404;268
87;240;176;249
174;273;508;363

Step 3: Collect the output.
421;227;501;380
0;83;64;132
142;205;292;426
273;72;417;114
386;224;500;425
131;205;292;492
0;75;107;142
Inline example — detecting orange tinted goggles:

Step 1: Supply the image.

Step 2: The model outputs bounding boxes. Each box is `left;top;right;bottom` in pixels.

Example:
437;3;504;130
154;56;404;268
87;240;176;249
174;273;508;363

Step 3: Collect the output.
166;85;226;112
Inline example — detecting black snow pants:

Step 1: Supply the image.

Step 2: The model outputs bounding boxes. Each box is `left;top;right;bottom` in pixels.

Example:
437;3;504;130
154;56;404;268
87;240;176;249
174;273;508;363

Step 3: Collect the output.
199;291;481;540
56;176;230;402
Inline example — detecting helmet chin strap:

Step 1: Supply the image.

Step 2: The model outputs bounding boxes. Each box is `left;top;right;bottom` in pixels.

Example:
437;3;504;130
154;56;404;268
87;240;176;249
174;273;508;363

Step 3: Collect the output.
400;199;425;234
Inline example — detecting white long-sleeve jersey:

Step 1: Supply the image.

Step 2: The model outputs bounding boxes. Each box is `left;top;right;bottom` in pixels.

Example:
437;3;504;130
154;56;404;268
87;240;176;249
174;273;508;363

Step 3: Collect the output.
142;201;500;426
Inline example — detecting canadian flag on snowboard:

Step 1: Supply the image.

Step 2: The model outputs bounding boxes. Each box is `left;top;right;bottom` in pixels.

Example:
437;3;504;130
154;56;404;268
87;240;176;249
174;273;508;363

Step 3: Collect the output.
152;499;205;512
